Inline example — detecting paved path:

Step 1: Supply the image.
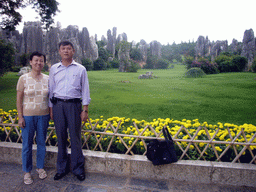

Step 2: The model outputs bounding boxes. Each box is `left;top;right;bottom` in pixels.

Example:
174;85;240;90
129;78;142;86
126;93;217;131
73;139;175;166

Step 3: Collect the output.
0;161;255;192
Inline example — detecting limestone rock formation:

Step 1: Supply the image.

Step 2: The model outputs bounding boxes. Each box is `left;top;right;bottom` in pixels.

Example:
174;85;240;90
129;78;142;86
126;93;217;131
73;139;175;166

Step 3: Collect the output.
241;29;255;70
45;27;61;65
138;39;148;62
210;40;228;60
195;36;211;58
150;41;161;57
106;29;115;57
118;41;130;72
229;39;239;54
79;27;98;61
21;22;43;54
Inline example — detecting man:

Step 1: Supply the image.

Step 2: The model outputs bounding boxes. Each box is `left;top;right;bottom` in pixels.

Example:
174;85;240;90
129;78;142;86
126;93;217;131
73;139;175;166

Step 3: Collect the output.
49;41;91;181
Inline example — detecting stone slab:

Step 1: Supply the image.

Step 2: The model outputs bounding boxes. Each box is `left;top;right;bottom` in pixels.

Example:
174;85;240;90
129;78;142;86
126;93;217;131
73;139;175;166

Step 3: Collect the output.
0;142;255;187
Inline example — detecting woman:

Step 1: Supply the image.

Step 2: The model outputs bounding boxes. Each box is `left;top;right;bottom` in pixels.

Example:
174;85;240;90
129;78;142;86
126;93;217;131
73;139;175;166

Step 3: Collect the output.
16;51;50;185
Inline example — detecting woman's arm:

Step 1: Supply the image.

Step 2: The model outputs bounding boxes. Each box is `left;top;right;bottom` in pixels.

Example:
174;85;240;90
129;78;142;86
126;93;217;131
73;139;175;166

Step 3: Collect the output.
17;90;25;128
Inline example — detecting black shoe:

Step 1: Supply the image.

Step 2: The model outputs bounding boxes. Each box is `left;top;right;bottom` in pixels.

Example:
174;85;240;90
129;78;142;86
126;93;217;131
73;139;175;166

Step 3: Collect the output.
76;173;85;181
54;172;68;180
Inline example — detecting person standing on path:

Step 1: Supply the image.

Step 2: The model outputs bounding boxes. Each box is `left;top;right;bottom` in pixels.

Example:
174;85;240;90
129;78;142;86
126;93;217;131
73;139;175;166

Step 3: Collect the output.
17;51;50;185
49;40;91;181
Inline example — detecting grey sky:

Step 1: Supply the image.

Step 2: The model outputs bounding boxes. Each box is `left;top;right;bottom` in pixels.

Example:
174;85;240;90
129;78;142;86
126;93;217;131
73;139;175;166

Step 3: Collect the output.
17;0;256;45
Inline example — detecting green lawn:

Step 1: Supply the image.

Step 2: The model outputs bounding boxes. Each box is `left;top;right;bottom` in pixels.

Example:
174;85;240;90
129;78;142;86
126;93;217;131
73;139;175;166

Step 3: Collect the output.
1;64;256;126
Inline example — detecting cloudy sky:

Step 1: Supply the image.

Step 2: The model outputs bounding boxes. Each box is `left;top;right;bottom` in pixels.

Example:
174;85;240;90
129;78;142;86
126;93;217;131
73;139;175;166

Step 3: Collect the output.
17;0;256;45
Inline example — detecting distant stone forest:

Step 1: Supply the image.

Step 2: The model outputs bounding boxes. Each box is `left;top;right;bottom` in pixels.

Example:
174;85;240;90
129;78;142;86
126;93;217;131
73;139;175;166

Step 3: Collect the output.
0;21;255;71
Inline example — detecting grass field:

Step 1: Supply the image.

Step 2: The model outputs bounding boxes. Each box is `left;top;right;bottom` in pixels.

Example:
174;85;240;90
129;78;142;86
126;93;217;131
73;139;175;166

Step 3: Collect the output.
1;64;256;126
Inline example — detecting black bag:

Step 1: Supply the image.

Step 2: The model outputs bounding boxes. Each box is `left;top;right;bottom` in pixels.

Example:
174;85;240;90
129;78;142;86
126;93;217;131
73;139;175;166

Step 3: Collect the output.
146;127;178;165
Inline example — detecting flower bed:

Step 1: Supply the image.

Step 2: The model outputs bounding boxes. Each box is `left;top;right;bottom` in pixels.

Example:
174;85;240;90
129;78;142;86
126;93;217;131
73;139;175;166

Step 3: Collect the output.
1;109;256;163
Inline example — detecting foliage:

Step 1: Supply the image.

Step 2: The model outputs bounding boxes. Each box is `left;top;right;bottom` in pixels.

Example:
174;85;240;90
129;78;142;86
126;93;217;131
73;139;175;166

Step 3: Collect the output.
184;56;194;68
214;55;247;73
0;39;15;77
161;41;196;62
231;55;247;72
144;55;159;69
82;58;93;71
43;64;49;72
109;58;119;69
186;57;219;74
0;0;59;31
156;59;170;69
252;58;256;73
130;48;143;61
185;67;206;78
214;55;232;73
126;61;140;72
19;53;30;66
93;58;107;70
98;47;109;62
11;66;21;72
96;40;107;48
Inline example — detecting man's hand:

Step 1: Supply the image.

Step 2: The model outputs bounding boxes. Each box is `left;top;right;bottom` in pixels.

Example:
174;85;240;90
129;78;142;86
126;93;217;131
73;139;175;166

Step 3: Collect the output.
80;111;88;123
50;107;53;120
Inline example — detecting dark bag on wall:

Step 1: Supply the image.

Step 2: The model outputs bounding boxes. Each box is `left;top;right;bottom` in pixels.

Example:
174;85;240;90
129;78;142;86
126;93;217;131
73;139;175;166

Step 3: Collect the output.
146;127;178;165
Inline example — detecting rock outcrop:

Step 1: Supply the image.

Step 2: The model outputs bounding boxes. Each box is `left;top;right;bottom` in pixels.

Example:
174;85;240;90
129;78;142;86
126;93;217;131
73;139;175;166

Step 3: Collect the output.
118;41;130;72
138;39;148;62
195;36;211;58
21;21;43;54
210;40;228;60
241;28;255;70
149;40;161;57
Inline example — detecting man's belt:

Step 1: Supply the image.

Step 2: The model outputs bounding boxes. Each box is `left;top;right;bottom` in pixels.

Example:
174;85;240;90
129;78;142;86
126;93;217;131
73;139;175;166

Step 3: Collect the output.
51;97;81;103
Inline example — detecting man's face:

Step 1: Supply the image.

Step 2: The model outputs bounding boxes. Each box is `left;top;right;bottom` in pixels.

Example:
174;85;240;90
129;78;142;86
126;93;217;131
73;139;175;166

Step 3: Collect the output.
30;56;45;72
59;44;75;60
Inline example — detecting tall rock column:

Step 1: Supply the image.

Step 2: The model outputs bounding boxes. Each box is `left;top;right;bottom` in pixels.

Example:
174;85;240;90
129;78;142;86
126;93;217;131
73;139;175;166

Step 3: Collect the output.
118;41;130;72
79;27;98;61
21;21;43;54
241;29;255;71
106;29;115;57
150;40;161;57
45;27;61;65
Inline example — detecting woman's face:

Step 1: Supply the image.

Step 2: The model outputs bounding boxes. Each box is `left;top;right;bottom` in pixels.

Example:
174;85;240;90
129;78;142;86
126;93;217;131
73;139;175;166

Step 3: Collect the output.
30;55;45;72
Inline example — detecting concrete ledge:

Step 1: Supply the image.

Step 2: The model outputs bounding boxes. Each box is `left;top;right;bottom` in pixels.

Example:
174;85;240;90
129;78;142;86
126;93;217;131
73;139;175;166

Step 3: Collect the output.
0;142;255;187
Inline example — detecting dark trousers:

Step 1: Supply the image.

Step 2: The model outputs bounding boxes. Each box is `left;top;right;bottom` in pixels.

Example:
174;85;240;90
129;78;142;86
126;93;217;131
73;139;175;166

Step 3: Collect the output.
53;101;85;175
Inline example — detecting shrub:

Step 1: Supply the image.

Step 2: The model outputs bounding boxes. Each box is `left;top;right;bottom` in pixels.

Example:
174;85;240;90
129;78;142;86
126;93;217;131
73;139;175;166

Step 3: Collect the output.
93;58;107;70
0;39;15;77
11;66;21;72
214;55;232;73
126;61;140;72
231;55;247;72
252;58;256;73
185;68;206;78
20;53;30;66
144;55;158;69
187;58;219;74
43;64;49;72
198;58;219;74
82;58;93;71
110;58;120;68
98;47;109;61
130;48;143;61
215;55;247;72
156;59;170;69
184;56;194;69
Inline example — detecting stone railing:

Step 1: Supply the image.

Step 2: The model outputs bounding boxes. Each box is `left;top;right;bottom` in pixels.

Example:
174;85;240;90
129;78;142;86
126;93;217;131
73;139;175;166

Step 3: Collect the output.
1;114;256;164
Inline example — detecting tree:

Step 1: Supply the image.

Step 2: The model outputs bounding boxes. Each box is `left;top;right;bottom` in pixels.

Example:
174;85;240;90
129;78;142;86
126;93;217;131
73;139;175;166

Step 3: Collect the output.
0;0;59;31
0;39;15;76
